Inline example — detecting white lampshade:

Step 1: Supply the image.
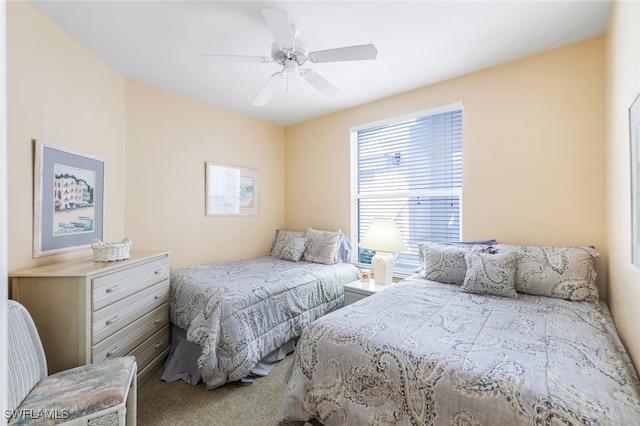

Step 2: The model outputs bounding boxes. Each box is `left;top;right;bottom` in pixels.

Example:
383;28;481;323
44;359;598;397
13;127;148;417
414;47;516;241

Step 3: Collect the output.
359;218;408;253
359;218;408;285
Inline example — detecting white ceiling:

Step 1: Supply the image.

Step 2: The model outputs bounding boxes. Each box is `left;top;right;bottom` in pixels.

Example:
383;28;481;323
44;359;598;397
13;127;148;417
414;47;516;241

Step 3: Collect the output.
27;1;611;126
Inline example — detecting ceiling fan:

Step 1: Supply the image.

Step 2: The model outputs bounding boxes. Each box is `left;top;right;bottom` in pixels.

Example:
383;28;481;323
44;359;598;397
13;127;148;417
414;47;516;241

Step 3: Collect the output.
197;8;378;106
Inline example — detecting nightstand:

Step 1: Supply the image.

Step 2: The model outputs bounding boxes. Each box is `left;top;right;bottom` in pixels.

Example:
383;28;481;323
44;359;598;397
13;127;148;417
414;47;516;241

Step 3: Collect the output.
343;279;391;305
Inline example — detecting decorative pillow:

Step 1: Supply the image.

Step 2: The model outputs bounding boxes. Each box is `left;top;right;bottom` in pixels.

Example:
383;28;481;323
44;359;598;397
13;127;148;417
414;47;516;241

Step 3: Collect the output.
270;230;306;257
302;228;343;265
493;244;599;301
461;250;519;298
415;240;497;275
416;242;492;285
337;235;353;263
278;237;308;262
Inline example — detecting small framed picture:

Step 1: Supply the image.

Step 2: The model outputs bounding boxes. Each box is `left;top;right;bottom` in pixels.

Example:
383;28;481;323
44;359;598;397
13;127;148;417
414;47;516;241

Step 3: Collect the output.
205;162;260;216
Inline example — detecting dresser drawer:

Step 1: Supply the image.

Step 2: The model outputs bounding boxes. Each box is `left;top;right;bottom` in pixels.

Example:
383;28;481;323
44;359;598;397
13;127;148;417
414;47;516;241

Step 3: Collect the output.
92;256;169;310
9;251;170;375
129;326;169;371
92;280;169;344
137;347;170;385
93;303;168;362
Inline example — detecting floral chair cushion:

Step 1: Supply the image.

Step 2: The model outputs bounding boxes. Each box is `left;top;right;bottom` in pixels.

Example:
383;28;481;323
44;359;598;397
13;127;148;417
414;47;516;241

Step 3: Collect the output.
10;356;136;425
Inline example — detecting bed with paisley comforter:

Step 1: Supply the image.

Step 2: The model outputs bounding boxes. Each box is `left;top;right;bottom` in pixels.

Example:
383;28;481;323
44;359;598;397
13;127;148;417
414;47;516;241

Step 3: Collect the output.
162;229;360;389
277;243;640;425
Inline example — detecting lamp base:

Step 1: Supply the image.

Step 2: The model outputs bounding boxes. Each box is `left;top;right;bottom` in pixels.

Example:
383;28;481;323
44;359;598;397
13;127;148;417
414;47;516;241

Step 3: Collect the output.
371;251;395;285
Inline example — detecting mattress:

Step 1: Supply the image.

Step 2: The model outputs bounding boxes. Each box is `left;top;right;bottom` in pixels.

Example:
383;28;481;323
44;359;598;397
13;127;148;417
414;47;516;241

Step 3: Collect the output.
277;277;640;425
163;256;360;389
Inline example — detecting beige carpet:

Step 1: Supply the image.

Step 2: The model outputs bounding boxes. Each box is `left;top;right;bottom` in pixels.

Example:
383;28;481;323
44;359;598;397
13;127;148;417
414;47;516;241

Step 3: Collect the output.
137;355;295;426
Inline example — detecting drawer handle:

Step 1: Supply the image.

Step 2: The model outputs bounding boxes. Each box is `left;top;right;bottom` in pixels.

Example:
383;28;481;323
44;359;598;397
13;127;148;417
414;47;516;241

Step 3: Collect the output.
106;346;119;357
154;269;162;275
154;341;165;349
106;316;119;325
154;292;164;300
154;317;164;324
105;285;119;293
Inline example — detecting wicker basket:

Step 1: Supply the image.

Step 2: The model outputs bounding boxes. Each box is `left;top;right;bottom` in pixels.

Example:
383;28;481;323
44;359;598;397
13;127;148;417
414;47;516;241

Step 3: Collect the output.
91;238;132;262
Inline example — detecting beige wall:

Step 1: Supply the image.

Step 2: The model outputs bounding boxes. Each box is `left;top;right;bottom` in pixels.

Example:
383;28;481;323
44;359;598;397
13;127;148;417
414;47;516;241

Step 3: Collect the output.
124;82;285;268
286;37;607;297
7;1;286;273
604;1;640;370
7;1;127;272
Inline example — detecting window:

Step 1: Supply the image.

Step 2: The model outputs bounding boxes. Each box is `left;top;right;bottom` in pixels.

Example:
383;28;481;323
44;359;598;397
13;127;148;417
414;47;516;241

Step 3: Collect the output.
350;103;463;275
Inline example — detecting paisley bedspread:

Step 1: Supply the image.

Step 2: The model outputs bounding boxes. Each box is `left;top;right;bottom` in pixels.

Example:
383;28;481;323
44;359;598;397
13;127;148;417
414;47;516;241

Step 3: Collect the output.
169;256;360;389
277;277;640;425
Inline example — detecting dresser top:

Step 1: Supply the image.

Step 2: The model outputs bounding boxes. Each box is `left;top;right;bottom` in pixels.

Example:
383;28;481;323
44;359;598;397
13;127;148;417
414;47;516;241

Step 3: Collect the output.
10;251;170;277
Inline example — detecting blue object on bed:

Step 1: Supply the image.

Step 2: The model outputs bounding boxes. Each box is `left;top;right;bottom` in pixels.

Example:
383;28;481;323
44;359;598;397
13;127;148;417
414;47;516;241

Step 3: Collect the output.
162;256;360;389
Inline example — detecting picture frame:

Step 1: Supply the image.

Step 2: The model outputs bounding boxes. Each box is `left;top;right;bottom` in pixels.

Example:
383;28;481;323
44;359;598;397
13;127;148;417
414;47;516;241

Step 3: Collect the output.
630;92;640;269
205;162;260;216
34;140;105;258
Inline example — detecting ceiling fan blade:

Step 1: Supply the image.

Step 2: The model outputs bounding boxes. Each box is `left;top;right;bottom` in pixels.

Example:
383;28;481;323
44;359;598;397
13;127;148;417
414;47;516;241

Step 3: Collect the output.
308;44;378;63
301;69;341;97
252;72;285;106
197;54;271;64
261;8;295;50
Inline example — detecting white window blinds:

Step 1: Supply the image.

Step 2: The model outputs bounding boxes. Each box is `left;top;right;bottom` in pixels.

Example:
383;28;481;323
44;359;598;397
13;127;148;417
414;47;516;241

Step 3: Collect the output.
352;104;463;273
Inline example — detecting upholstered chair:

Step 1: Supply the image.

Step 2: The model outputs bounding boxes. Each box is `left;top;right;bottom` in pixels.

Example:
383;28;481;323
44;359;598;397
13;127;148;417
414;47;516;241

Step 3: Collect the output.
7;300;137;425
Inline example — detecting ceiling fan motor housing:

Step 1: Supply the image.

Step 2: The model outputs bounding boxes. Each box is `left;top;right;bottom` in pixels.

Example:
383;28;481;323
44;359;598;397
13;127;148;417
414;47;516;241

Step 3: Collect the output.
271;39;308;66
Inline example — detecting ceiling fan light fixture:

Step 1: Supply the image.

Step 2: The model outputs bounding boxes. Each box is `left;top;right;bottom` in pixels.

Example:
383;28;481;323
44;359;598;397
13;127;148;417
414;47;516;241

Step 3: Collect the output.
271;40;308;66
284;59;298;73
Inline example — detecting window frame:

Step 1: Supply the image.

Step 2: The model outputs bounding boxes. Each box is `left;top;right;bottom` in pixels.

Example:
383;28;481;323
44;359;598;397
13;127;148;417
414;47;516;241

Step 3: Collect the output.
350;102;464;276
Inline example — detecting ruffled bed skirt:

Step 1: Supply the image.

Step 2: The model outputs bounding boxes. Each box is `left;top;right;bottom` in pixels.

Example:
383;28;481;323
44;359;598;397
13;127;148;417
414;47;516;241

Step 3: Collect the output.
161;323;295;386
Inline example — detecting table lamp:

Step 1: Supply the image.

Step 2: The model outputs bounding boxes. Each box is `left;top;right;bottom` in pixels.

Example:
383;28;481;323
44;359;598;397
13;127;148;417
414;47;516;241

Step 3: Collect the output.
359;218;408;285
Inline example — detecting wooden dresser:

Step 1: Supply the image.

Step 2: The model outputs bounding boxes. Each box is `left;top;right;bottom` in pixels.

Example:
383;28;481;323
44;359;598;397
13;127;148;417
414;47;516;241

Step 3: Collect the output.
10;250;170;384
